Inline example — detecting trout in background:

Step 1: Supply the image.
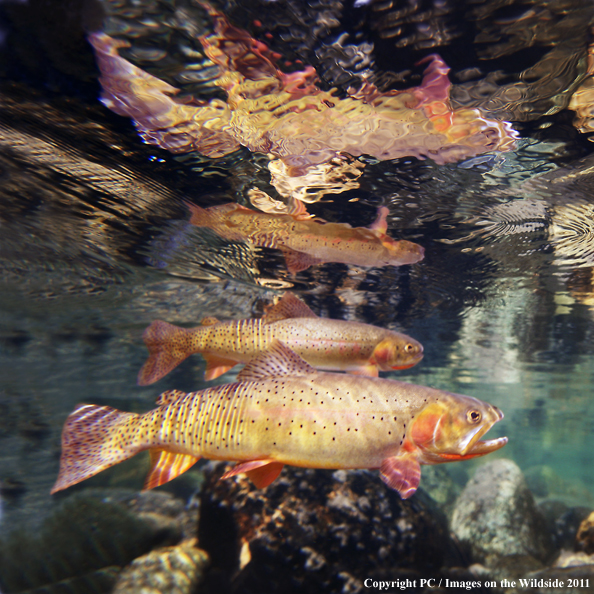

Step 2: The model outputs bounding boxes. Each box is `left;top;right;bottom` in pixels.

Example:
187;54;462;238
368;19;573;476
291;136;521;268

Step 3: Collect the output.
186;202;424;274
138;292;424;384
52;342;507;499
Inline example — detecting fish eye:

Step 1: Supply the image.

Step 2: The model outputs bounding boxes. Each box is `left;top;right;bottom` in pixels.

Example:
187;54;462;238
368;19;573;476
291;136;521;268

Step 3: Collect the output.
405;344;414;352
467;410;482;424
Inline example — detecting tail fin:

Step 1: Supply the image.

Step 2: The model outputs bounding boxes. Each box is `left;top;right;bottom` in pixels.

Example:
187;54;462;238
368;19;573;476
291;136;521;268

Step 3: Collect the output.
51;405;141;494
138;321;193;385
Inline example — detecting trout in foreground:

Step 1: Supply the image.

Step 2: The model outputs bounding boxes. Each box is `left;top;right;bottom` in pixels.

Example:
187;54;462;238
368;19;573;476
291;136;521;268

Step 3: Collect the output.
138;292;424;384
52;343;507;499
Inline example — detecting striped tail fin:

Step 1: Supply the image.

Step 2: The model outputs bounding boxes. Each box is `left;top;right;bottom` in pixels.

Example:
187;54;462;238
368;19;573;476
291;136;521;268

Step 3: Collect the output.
138;321;193;385
51;405;142;494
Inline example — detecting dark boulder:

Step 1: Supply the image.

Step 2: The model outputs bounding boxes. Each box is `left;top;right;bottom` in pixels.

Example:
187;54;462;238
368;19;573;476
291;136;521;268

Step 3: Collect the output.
198;463;458;594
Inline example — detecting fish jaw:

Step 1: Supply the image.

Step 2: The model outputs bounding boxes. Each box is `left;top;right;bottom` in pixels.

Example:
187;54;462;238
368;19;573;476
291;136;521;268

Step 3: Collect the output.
372;336;424;372
409;398;507;465
382;238;425;265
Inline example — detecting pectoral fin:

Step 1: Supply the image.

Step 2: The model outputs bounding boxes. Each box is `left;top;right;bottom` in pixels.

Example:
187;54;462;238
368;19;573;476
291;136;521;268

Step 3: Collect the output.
203;354;239;380
380;454;421;499
144;450;200;490
221;460;284;488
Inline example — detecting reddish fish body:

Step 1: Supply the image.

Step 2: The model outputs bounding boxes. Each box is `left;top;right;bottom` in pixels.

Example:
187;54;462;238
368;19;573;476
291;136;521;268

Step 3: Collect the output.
52;343;507;499
187;202;424;273
138;292;424;384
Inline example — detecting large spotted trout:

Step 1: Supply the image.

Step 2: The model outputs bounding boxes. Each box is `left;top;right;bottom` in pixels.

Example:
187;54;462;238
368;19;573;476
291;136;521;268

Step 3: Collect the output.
52;342;507;499
138;292;424;384
187;202;424;273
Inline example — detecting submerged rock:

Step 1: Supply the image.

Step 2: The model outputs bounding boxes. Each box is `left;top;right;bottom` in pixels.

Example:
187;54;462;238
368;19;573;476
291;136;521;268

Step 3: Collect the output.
576;512;594;555
113;538;209;594
198;463;457;594
451;459;555;571
0;491;189;593
538;500;591;551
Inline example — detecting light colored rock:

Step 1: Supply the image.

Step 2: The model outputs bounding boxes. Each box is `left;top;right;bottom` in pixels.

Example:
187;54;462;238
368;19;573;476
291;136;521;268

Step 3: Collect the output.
451;459;554;567
113;539;209;594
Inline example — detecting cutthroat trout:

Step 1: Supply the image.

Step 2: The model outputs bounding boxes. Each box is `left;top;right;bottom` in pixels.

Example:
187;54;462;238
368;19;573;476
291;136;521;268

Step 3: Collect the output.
52;342;507;499
187;202;424;273
138;292;424;384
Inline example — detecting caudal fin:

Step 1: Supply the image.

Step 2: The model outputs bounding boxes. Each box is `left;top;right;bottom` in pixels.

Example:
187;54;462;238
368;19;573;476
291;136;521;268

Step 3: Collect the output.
138;321;192;385
51;405;141;494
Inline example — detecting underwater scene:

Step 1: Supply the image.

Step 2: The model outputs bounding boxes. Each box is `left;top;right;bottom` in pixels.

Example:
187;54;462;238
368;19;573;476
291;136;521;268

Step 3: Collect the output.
2;0;594;592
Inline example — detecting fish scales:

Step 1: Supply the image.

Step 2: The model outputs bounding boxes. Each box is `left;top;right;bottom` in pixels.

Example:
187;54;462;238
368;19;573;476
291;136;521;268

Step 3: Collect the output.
201;318;381;364
268;318;383;367
52;343;506;497
137;294;425;385
187;203;424;272
130;373;431;469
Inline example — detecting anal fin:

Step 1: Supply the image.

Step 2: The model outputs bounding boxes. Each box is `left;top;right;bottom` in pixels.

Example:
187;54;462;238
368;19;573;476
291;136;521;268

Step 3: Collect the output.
221;460;284;488
144;450;200;490
380;454;421;499
203;354;239;380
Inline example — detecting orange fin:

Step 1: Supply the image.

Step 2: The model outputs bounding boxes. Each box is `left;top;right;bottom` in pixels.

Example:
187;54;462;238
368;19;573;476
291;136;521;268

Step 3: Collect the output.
186;202;211;226
287;198;313;220
369;206;389;235
138;321;192;386
156;389;187;407
350;365;379;377
144;450;200;490
280;247;323;274
263;292;317;323
237;341;316;382
51;405;140;494
201;317;220;326
221;460;284;488
380;454;421;499
203;353;239;380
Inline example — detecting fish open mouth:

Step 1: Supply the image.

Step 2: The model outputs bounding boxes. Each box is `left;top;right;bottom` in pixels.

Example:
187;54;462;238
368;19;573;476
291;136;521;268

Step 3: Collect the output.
467;435;508;455
457;406;506;457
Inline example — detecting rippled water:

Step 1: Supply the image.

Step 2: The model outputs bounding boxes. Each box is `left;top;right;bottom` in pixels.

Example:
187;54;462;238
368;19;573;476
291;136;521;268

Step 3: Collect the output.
2;0;594;591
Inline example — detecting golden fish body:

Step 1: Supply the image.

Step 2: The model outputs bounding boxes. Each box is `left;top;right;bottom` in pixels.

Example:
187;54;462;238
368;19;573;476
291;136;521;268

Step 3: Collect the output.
188;203;424;272
138;292;423;384
53;343;506;499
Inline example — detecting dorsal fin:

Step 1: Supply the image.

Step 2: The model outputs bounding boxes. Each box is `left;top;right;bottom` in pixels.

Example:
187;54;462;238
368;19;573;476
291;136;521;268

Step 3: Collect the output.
237;341;316;382
156;389;187;407
262;292;318;323
201;316;220;326
368;206;389;235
